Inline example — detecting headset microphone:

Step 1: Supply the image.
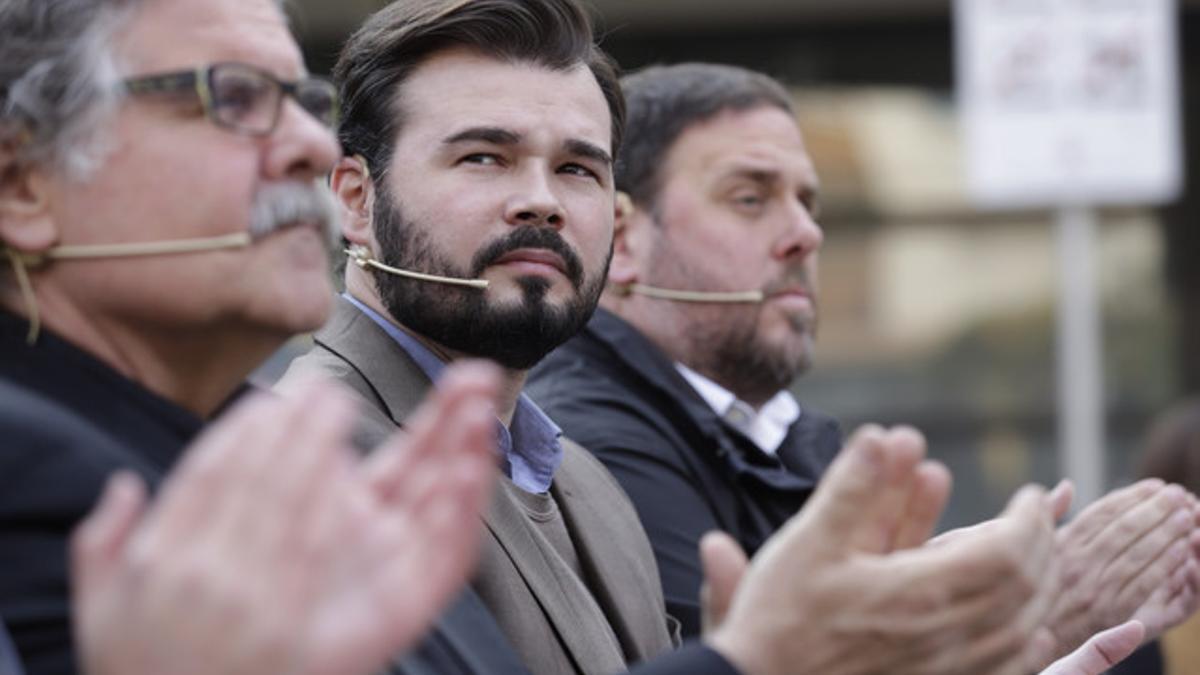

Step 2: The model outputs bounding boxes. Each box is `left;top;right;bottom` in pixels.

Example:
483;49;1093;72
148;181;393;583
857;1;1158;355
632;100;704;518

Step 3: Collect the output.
15;233;254;263
5;233;256;345
345;244;489;290
614;283;764;304
611;192;764;304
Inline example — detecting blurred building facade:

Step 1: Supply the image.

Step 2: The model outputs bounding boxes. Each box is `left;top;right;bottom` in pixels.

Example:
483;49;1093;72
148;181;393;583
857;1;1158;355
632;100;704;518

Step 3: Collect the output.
289;0;1200;527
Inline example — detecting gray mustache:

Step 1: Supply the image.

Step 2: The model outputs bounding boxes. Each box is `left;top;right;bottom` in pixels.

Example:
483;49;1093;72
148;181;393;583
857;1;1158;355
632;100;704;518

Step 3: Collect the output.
249;181;340;247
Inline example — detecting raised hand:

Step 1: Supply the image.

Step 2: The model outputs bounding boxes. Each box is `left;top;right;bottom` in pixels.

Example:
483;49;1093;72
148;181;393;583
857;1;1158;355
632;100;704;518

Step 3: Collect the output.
705;425;1058;675
72;362;500;675
1043;479;1199;660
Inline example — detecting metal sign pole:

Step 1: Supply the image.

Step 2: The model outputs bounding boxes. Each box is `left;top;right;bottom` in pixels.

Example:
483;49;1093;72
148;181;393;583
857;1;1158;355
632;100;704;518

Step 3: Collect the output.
1055;205;1105;508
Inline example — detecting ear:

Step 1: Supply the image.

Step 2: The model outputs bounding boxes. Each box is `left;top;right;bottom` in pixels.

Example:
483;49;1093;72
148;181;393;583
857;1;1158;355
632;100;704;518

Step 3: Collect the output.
608;191;654;285
330;155;374;248
0;141;58;253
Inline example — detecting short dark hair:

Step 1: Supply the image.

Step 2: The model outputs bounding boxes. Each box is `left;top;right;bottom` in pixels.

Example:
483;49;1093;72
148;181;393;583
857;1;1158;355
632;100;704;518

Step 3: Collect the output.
334;0;624;180
616;63;794;209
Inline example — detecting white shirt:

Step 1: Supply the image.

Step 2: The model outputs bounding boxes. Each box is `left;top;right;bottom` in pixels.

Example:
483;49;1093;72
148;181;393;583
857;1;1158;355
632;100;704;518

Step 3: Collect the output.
674;363;801;456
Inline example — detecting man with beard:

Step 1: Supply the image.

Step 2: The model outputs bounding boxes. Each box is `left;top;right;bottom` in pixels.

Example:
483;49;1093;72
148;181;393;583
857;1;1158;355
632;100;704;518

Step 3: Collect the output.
280;2;680;671
526;62;1200;659
0;0;505;673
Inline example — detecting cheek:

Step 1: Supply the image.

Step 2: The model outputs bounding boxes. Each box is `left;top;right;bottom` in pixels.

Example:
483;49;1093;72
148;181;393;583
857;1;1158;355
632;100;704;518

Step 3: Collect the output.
565;195;614;264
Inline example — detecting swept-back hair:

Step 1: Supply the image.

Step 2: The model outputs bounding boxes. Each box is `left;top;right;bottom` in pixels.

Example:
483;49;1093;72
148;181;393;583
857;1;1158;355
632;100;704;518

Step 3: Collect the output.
617;63;794;209
335;0;625;180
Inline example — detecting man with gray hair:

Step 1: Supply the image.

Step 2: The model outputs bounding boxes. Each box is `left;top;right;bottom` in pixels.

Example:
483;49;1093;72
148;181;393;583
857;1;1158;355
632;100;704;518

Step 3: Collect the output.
0;1;504;673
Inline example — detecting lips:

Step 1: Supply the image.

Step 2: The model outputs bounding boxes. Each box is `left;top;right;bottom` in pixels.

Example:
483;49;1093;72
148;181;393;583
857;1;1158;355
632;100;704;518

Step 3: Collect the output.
766;284;812;301
491;248;569;276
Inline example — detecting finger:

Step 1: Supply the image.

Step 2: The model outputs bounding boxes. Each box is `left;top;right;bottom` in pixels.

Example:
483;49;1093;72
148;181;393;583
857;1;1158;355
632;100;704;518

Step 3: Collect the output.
844;426;927;553
1067;480;1167;551
365;421;497;658
1091;484;1189;563
205;382;349;567
365;360;501;499
700;531;749;635
1001;484;1058;583
1048;480;1074;523
252;385;359;585
132;391;278;555
926;519;1000;548
1040;620;1145;675
779;424;890;559
1024;627;1060;674
1109;524;1191;618
892;460;953;550
909;485;1054;599
258;384;357;532
71;472;148;602
382;387;497;519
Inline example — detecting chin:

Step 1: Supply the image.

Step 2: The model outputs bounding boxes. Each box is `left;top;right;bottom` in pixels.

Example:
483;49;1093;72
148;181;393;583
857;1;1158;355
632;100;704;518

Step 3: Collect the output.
265;278;334;334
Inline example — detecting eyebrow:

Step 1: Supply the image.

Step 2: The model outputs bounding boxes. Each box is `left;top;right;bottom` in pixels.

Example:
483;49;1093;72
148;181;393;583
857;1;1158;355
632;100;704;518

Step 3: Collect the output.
718;166;781;187
718;164;822;205
442;127;612;167
565;139;613;168
443;126;521;146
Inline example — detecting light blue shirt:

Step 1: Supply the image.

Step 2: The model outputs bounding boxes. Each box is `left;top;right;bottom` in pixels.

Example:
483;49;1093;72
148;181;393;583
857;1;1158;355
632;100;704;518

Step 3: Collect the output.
344;294;563;494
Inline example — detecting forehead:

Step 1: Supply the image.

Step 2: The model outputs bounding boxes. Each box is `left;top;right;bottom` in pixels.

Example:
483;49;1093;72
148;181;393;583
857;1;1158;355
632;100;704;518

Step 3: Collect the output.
114;0;303;78
395;47;612;152
662;105;816;191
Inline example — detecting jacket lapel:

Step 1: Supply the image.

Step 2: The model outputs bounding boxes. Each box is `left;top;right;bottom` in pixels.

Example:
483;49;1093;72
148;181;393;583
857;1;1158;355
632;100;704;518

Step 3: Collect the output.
312;297;431;426
480;480;627;674
552;442;674;661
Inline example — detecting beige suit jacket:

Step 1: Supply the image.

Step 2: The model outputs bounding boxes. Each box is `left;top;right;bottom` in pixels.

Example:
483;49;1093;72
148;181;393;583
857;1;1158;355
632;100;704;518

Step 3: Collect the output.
279;297;678;674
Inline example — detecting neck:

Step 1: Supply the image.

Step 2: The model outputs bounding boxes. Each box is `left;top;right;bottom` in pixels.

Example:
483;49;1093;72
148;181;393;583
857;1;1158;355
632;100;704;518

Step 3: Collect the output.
2;283;280;418
406;326;526;426
601;289;776;409
347;274;525;425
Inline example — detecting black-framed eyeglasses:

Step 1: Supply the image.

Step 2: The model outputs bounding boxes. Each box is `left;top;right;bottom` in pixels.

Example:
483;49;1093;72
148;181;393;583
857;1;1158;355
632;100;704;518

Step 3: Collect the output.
123;62;338;137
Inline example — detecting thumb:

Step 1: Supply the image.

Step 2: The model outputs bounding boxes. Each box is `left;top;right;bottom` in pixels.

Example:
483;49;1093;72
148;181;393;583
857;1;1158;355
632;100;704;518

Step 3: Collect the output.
785;425;890;554
1048;480;1075;523
71;472;148;603
1040;620;1145;675
699;531;748;635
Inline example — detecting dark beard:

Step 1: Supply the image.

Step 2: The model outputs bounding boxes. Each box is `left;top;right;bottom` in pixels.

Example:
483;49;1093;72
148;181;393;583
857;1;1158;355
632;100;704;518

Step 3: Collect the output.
643;228;816;405
371;186;608;370
698;307;813;406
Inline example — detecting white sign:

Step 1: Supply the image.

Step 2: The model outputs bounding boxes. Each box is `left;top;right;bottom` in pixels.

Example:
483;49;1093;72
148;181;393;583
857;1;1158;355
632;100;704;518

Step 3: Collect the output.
956;0;1183;208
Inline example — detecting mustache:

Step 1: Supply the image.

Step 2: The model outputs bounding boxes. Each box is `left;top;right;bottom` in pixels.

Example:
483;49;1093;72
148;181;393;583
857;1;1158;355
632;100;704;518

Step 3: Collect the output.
471;226;584;288
249;181;341;247
761;270;815;298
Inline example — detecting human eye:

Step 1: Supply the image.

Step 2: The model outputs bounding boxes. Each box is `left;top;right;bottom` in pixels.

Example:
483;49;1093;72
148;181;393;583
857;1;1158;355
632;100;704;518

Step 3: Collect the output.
213;71;272;123
795;186;822;219
559;162;600;181
295;80;337;127
458;153;503;167
730;190;767;213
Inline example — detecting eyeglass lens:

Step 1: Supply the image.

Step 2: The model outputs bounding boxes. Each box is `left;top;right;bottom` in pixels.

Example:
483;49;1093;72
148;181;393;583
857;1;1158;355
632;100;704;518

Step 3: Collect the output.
209;64;337;134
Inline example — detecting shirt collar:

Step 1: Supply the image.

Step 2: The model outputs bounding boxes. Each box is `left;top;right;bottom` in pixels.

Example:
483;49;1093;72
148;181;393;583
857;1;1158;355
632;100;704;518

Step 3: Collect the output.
674;362;801;455
343;293;563;493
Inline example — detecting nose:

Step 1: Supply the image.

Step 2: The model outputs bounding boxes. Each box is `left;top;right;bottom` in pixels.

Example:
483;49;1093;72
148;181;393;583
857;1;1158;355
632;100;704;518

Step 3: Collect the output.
772;199;823;261
503;165;565;229
262;99;341;182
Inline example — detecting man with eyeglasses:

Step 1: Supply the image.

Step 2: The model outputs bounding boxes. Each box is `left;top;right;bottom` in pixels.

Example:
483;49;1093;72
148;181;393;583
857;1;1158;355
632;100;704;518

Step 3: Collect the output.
0;0;504;673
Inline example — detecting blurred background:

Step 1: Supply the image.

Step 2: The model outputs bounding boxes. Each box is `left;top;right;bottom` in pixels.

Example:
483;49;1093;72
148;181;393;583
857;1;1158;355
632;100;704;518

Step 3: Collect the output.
281;0;1199;529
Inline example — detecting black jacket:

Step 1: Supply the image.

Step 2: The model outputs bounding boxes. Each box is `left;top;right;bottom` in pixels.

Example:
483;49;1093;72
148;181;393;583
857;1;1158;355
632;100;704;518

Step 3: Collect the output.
529;308;842;636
